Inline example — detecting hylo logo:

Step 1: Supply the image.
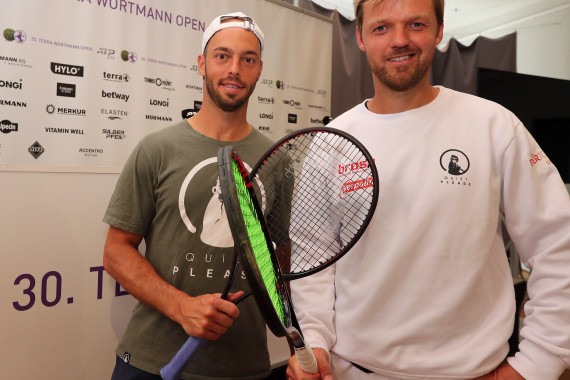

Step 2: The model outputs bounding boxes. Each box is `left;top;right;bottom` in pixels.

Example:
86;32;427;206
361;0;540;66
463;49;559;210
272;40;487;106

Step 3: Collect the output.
50;62;84;77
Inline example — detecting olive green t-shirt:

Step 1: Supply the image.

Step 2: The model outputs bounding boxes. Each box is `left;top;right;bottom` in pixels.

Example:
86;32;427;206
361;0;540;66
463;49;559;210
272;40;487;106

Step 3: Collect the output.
103;120;280;379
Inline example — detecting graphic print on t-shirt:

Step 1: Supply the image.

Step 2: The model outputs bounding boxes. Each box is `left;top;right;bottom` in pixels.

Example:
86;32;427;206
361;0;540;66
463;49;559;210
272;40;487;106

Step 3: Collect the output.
201;176;232;247
439;149;472;187
178;156;265;248
440;149;470;174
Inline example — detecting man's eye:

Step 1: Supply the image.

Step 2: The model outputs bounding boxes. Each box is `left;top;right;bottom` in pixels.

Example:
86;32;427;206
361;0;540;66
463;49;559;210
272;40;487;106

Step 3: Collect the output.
374;26;386;32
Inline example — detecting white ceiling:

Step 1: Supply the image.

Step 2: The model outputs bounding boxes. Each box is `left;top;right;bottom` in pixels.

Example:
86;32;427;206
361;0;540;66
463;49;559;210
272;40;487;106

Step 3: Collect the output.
441;0;570;45
309;0;570;45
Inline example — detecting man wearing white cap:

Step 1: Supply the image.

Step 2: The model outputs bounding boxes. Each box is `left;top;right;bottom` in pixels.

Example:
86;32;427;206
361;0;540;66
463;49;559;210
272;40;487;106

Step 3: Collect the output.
103;12;275;379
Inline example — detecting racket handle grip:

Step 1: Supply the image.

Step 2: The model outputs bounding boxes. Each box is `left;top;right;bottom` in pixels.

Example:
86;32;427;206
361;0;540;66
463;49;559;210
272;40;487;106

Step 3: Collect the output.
295;341;319;374
160;336;206;380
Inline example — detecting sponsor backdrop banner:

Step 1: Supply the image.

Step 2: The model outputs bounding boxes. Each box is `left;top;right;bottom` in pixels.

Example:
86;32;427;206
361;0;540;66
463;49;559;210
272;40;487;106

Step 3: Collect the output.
0;1;331;379
0;0;331;172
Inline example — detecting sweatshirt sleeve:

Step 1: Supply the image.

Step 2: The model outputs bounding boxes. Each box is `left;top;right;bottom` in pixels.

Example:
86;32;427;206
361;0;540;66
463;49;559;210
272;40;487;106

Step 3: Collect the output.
290;265;337;352
501;122;570;379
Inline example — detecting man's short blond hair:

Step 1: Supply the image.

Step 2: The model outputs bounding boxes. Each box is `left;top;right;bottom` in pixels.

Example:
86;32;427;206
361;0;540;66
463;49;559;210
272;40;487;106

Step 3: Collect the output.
353;0;444;31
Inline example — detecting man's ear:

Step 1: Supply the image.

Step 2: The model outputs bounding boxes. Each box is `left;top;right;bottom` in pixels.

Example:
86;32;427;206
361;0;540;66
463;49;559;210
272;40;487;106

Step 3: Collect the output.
356;26;366;53
198;53;206;77
257;60;263;81
435;22;444;45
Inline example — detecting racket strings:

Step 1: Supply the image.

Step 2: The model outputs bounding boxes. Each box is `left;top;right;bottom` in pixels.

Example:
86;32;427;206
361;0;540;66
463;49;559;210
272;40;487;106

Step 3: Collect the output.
253;132;376;275
232;161;287;324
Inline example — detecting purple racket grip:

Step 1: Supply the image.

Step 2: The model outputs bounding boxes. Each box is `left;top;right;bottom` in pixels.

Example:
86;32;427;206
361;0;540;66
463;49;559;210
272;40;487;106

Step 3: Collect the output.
160;336;206;380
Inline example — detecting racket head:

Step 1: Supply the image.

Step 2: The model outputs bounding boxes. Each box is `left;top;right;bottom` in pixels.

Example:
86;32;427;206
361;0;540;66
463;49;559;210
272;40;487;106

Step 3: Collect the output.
217;146;292;338
250;127;379;280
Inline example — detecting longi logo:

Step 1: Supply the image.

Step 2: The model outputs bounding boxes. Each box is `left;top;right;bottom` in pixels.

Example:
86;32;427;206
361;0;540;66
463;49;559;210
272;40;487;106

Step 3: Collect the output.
50;62;84;77
0;79;22;89
150;98;169;107
28;141;45;159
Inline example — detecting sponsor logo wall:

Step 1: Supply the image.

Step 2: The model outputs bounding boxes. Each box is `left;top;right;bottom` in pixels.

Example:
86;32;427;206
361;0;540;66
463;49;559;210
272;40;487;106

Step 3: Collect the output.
0;0;331;172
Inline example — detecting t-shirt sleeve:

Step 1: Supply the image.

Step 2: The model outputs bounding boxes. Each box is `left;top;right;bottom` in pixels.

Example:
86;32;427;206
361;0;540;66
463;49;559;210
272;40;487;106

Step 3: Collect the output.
103;141;156;236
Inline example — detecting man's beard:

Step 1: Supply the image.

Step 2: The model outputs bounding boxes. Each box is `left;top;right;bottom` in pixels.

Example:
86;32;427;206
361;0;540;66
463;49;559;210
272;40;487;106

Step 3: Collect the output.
369;49;433;92
205;74;256;112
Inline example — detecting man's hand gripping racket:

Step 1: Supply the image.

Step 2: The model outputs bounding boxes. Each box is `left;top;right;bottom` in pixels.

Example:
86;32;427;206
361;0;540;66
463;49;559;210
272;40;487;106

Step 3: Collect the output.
161;127;378;379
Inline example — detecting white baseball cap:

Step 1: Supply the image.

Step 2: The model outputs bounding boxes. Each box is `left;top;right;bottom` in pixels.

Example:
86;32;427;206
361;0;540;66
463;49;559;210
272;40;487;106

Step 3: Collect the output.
201;12;265;56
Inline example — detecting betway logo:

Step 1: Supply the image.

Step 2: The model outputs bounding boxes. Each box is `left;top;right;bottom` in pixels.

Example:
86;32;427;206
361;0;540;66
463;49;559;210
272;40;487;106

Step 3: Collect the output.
50;62;84;77
102;90;129;102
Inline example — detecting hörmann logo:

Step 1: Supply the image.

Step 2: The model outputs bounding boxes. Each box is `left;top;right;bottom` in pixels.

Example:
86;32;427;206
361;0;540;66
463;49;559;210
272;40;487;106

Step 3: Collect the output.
0;99;27;108
0;119;18;133
146;115;173;122
50;62;84;77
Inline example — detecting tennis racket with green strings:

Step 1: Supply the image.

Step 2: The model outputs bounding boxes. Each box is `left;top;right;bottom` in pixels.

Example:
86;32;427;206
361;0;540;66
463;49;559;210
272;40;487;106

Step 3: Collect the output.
161;127;378;379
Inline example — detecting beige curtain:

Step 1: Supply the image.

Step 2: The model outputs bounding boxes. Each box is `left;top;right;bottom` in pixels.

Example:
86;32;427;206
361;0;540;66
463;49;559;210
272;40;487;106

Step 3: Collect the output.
283;0;374;117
